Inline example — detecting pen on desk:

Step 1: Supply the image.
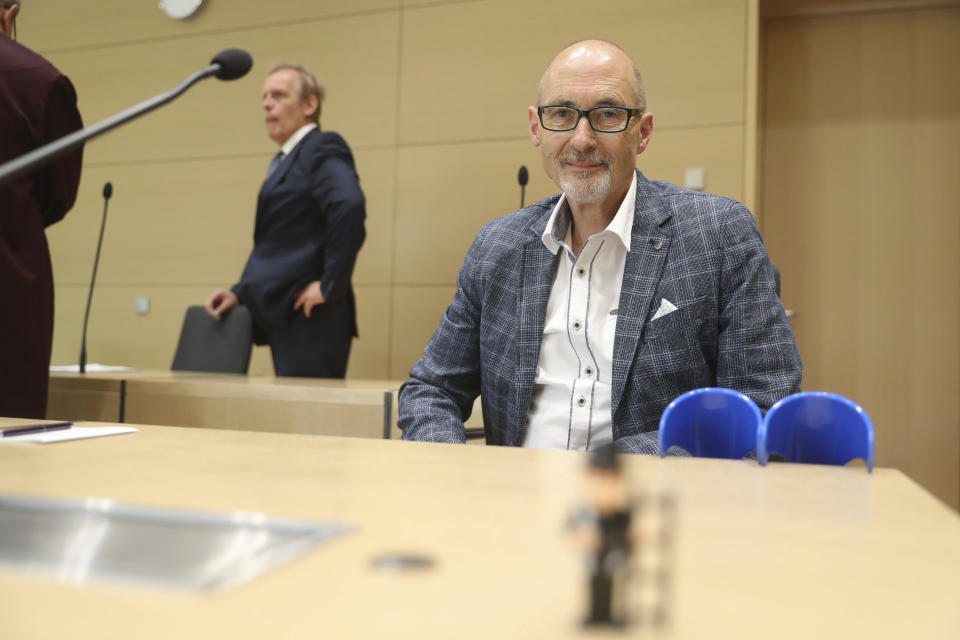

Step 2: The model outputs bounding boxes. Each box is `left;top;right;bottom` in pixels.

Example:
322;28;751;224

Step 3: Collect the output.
1;421;73;438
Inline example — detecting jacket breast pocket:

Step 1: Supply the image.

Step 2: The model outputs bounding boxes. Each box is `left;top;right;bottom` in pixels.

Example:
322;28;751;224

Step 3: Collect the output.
639;296;716;367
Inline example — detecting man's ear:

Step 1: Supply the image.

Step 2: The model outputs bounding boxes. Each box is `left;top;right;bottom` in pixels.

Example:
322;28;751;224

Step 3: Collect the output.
303;95;320;122
635;112;653;155
528;106;542;147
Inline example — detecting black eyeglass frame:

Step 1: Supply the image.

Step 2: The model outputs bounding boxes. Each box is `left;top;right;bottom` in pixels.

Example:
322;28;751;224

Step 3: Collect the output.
537;105;645;133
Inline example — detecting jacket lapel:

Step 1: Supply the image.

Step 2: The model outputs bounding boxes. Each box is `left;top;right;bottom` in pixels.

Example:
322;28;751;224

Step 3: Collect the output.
255;130;315;231
511;210;558;445
611;172;672;416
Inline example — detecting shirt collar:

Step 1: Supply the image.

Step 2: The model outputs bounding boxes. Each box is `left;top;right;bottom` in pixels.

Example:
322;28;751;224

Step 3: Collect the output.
279;123;317;156
541;171;637;255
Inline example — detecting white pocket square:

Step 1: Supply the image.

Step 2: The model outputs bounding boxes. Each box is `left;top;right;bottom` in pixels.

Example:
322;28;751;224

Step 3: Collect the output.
651;298;678;321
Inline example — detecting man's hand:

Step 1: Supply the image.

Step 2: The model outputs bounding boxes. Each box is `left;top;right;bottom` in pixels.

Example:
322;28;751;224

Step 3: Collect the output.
293;280;326;318
204;289;239;319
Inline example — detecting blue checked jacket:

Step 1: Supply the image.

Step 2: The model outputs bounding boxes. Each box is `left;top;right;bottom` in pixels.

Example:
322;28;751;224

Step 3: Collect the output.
398;171;802;454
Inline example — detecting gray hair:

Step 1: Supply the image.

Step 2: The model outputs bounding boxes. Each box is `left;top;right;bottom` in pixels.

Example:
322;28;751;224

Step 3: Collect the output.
536;40;646;111
268;63;325;124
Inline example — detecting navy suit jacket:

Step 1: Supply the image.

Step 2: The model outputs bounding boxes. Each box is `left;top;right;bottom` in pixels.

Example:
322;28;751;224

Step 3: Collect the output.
398;171;802;454
233;129;365;338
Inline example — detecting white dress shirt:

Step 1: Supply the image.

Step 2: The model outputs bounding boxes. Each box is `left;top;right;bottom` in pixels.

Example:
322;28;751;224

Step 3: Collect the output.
523;172;637;451
279;123;317;158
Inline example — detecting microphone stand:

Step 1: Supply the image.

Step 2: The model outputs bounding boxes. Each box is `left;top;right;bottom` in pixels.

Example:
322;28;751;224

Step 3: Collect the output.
79;183;113;374
0;64;221;187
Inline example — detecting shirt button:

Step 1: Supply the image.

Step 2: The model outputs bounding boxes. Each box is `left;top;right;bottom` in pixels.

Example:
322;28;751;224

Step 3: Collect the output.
577;395;586;407
585;366;593;376
577;268;586;278
573;319;582;331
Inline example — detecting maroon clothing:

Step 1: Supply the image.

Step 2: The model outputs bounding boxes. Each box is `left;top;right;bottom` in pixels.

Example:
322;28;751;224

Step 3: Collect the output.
0;35;83;418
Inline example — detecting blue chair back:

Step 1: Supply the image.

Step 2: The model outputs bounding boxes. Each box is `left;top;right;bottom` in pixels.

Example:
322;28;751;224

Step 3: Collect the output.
758;392;874;471
658;388;762;459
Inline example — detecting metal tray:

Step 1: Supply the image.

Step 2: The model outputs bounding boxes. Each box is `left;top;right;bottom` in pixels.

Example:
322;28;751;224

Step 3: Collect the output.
0;494;351;592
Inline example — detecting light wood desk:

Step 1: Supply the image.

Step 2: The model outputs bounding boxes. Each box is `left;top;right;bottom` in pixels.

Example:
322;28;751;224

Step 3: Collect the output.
48;371;402;439
48;372;487;441
1;424;958;639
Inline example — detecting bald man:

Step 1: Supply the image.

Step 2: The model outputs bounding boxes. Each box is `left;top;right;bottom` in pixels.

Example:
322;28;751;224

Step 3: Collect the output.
398;40;801;453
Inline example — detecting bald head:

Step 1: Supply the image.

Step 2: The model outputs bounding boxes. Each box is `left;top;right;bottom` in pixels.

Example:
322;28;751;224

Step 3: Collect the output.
528;39;654;214
537;40;646;110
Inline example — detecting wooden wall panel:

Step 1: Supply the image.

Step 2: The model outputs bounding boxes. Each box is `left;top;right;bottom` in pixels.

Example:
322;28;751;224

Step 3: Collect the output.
390;285;457;379
26;1;399;55
399;0;747;144
348;286;392;379
46;13;400;164
393;139;546;286
48;159;266;287
640;125;746;203
762;6;960;507
352;148;396;286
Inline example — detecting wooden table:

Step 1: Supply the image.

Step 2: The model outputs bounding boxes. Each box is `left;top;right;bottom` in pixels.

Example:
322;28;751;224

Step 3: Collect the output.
48;371;403;439
48;371;486;441
1;423;957;638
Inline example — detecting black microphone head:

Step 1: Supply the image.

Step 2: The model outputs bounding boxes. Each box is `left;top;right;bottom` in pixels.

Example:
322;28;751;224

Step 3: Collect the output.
518;165;529;186
102;182;113;199
210;49;253;81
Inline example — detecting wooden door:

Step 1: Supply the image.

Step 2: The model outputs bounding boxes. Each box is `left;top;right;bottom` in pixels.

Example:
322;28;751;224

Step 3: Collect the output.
761;5;960;508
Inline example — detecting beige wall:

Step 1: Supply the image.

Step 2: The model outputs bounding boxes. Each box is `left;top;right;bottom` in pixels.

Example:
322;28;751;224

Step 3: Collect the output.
28;0;756;380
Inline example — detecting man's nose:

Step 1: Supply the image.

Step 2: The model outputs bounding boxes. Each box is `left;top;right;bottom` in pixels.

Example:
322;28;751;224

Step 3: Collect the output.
570;115;597;150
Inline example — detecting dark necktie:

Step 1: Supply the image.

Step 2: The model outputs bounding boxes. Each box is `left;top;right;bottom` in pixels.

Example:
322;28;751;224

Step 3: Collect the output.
266;151;284;179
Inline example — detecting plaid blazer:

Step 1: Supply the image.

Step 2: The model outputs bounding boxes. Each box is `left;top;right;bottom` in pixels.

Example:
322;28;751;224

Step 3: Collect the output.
399;171;802;454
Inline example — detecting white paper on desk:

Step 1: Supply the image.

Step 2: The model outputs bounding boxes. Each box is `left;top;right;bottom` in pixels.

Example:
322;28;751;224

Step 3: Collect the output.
49;364;138;373
1;426;138;444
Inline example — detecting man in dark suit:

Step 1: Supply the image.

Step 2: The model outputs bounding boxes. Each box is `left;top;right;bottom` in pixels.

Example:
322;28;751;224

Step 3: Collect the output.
0;0;84;418
205;64;366;378
399;40;801;452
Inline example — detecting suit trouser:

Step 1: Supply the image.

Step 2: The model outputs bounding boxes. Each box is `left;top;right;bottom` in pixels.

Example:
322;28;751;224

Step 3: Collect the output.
0;275;53;419
267;298;353;378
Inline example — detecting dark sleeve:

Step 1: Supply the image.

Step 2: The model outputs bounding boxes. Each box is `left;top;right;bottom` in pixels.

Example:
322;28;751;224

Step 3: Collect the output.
715;203;802;410
309;143;366;301
37;73;83;228
397;231;486;443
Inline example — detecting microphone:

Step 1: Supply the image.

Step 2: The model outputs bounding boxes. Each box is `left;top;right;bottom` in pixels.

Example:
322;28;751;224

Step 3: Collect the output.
518;165;529;209
79;182;113;374
209;48;254;81
0;49;255;186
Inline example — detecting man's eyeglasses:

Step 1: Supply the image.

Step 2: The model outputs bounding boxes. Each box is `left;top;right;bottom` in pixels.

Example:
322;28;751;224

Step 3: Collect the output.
537;105;644;133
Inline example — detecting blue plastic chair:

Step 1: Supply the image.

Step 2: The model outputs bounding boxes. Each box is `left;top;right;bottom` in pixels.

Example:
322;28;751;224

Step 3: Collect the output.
658;388;762;459
758;392;874;471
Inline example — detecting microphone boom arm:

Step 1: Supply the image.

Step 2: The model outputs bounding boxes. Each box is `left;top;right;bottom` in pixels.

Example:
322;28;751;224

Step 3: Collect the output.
0;64;220;186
